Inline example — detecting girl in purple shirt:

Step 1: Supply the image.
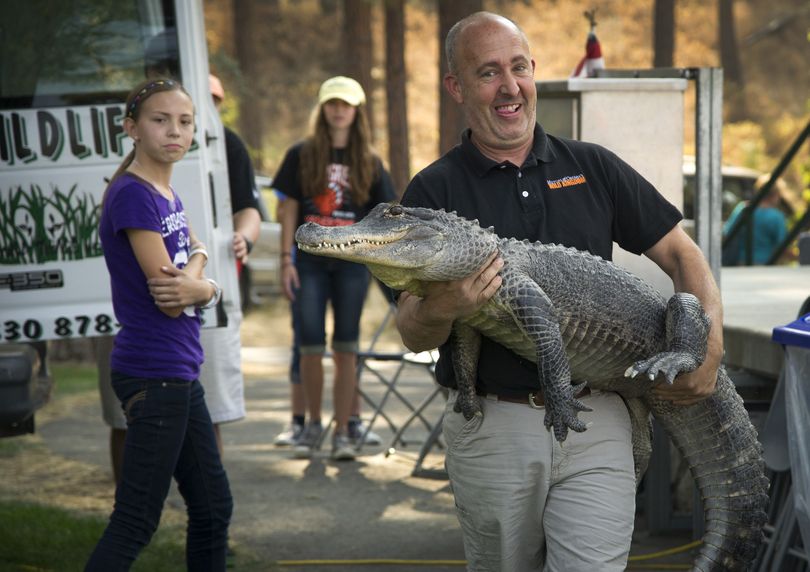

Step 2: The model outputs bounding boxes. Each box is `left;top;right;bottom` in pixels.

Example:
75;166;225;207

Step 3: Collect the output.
86;78;232;571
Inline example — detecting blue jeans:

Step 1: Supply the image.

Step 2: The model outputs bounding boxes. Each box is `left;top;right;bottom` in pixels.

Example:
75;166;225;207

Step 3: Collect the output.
293;253;370;355
289;302;301;384
86;372;233;571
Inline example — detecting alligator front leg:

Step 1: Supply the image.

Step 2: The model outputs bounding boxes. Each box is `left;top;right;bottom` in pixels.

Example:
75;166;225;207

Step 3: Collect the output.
625;293;710;384
449;322;483;420
507;276;590;442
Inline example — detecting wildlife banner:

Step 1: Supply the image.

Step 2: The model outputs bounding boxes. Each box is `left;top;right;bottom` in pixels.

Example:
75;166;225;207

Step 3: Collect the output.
0;105;208;342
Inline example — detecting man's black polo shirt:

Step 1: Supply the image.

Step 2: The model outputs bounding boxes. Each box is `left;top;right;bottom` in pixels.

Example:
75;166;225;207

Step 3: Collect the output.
401;123;682;395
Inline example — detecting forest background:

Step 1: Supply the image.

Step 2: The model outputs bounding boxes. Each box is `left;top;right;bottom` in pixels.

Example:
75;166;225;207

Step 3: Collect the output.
202;0;809;201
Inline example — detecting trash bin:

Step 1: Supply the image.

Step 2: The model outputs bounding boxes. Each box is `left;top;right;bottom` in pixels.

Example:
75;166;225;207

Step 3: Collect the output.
772;312;810;555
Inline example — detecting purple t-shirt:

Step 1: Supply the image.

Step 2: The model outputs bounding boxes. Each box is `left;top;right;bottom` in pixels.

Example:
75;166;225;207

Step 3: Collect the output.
100;173;203;380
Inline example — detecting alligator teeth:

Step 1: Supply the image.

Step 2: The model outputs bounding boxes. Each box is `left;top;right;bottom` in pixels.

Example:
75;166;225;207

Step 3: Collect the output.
314;238;391;249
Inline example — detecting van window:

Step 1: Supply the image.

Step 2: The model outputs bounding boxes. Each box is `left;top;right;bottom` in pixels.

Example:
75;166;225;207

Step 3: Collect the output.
0;0;179;110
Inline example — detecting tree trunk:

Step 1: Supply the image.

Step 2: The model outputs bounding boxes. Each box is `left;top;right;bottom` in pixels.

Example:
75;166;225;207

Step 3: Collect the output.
343;0;375;136
719;0;747;120
233;0;264;158
653;0;674;68
438;0;482;156
384;0;410;196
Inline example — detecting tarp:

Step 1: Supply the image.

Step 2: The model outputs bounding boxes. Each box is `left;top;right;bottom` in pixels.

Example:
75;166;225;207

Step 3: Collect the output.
772;314;810;553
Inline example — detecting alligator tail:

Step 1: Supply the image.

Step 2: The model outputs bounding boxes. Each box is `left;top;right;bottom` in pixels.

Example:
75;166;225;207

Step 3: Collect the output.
645;367;769;571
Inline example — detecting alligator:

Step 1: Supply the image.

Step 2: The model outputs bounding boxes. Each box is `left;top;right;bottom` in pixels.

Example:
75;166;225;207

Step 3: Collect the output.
296;202;769;571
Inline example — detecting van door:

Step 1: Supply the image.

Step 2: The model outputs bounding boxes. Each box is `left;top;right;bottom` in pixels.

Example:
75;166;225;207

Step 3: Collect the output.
0;0;235;344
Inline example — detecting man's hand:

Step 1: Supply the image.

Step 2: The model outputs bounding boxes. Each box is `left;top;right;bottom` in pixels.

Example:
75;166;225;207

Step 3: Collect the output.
419;251;504;322
652;359;718;406
397;252;502;353
148;265;211;308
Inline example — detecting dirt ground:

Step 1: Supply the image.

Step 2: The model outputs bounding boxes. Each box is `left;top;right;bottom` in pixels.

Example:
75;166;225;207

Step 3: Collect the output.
1;288;699;570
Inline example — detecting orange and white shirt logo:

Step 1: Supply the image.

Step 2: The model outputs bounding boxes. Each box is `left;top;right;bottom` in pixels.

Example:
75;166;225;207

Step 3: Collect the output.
546;174;587;189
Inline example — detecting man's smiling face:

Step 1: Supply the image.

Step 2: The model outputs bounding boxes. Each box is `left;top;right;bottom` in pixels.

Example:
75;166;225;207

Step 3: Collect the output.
449;18;537;155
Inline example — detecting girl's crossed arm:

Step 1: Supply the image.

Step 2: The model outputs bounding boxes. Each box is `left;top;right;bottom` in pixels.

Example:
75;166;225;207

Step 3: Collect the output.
127;228;215;317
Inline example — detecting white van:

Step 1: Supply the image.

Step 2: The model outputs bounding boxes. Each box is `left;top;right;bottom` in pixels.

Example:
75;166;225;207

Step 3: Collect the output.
681;155;762;221
0;0;235;434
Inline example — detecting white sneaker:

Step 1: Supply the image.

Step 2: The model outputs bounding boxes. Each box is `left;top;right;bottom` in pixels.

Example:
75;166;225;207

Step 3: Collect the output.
349;422;382;447
274;423;304;447
331;431;356;461
292;423;323;459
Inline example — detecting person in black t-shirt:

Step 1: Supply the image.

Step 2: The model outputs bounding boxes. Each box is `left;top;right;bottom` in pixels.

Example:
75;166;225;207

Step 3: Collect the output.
396;12;723;572
274;76;396;461
205;74;261;454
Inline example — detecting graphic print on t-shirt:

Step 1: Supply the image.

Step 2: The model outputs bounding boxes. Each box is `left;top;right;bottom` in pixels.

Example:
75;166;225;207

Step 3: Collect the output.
305;163;356;227
161;210;187;237
173;230;189;268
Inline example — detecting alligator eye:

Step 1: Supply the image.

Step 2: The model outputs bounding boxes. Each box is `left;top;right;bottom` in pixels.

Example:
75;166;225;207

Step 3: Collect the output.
388;204;404;216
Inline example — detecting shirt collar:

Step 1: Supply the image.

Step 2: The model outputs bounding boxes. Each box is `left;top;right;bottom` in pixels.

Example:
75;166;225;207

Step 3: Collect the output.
460;123;556;177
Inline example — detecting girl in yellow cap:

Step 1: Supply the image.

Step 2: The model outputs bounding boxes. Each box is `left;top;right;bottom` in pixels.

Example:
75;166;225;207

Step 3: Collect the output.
274;76;395;460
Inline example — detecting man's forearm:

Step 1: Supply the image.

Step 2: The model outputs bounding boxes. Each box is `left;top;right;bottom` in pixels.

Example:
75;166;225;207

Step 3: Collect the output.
672;253;724;368
396;292;454;352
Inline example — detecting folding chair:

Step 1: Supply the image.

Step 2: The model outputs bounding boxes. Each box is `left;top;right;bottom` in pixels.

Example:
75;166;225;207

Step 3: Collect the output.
314;280;445;464
352;281;447;476
381;356;448;479
356;348;441;449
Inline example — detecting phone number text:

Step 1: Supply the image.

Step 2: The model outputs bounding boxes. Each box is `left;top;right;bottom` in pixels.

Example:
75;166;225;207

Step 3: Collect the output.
2;314;118;341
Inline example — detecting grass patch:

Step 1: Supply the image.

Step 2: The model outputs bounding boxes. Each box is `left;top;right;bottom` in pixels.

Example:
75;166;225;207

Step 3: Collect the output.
51;363;97;396
0;435;43;458
0;501;185;572
0;438;27;458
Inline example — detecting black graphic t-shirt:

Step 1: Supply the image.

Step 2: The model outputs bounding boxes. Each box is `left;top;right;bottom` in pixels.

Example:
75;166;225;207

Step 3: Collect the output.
273;143;395;241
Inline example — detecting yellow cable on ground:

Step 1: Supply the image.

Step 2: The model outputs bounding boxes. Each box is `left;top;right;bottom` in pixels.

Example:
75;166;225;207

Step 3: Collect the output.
278;559;466;566
627;540;703;561
626;565;691;570
276;540;703;568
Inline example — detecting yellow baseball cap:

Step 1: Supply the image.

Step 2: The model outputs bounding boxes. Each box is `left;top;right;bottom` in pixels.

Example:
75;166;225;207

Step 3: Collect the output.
318;76;366;106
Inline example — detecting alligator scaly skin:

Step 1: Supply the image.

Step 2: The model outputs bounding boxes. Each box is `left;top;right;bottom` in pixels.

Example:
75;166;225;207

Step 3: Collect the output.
296;203;769;571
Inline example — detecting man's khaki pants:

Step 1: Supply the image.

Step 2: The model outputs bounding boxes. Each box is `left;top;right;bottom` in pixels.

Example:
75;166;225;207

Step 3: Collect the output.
443;389;636;572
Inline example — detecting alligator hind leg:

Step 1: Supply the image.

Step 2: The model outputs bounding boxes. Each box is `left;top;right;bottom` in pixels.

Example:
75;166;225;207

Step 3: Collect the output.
625;293;710;384
450;323;483;420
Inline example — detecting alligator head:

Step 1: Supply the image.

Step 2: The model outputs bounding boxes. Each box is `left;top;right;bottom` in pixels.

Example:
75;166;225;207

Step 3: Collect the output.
295;202;500;292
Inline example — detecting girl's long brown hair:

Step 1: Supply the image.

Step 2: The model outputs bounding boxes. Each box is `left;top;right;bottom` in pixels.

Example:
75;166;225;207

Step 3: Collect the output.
298;103;379;205
103;78;192;201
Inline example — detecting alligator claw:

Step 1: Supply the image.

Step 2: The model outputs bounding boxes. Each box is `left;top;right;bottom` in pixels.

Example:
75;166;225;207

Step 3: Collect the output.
544;410;588;442
544;384;591;442
626;351;701;385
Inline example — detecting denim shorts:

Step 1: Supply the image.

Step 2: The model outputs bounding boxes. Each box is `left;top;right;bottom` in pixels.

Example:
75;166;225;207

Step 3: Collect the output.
292;252;370;355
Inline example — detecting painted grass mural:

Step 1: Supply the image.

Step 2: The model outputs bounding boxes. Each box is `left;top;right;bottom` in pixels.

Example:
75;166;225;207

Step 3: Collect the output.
0;184;102;265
